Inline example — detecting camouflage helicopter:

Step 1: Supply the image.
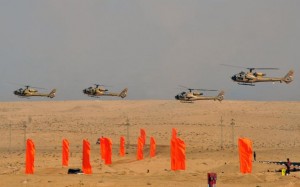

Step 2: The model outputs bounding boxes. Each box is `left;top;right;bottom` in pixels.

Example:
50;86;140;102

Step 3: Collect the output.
175;86;225;102
13;85;56;98
83;84;128;98
222;64;294;86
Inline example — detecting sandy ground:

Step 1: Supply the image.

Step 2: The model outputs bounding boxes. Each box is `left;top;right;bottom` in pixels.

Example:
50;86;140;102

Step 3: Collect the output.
0;100;299;187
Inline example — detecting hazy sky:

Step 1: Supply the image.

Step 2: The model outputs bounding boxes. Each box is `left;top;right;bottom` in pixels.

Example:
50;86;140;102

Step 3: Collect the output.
1;0;299;101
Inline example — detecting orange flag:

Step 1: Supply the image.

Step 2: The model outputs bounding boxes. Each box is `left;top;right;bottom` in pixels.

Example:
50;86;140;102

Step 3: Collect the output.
104;138;112;165
100;137;105;160
82;139;92;174
120;136;125;157
175;138;186;170
150;137;156;158
171;128;177;170
25;139;35;174
238;138;253;173
137;136;144;160
62;139;69;167
140;129;146;145
172;128;177;140
171;131;186;171
171;138;177;170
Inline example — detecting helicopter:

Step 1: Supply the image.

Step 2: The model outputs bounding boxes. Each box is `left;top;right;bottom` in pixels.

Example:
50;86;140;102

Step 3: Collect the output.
83;84;128;98
222;64;294;86
13;85;56;98
175;86;225;102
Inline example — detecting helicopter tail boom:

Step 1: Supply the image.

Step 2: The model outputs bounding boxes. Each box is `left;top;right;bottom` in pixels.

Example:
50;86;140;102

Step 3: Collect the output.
119;88;128;98
48;89;56;98
282;70;294;84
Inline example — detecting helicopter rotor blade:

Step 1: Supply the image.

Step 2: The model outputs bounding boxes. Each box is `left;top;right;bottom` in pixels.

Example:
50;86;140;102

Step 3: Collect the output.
178;85;189;89
7;82;47;90
94;84;112;87
178;85;217;92
195;89;218;92
246;68;279;70
221;64;279;71
220;64;249;69
24;85;47;90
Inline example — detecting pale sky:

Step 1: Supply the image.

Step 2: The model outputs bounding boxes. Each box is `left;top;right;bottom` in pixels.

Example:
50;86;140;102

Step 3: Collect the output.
0;0;299;101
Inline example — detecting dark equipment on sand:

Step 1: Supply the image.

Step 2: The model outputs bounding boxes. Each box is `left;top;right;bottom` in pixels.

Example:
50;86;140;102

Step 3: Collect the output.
208;173;217;187
68;168;83;174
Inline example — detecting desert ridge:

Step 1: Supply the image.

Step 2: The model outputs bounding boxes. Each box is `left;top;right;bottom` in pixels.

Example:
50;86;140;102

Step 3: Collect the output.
0;100;299;187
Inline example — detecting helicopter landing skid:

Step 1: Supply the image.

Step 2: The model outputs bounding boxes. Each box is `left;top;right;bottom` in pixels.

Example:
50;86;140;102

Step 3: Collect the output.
238;83;255;86
180;100;194;103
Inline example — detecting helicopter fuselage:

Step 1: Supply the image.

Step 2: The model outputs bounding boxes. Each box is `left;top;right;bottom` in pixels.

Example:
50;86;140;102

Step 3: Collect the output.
83;87;128;98
231;71;293;84
14;88;56;98
175;91;224;102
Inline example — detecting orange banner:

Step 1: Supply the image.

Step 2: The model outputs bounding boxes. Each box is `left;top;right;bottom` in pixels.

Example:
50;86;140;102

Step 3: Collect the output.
172;128;177;140
238;138;253;173
100;137;105;160
150;137;156;158
175;138;186;170
25;139;35;174
171;138;177;170
171;137;186;171
82;139;92;174
104;138;112;165
137;136;144;160
62;139;69;167
140;129;146;145
171;128;177;170
120;136;125;157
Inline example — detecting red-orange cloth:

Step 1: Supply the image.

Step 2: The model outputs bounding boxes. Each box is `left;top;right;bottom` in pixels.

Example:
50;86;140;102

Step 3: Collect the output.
137;136;144;160
172;128;177;139
238;138;253;173
62;139;69;167
171;137;186;170
104;138;112;165
82;139;92;174
171;128;177;170
25;139;35;174
150;137;156;158
175;138;186;170
120;136;125;157
100;137;105;160
171;138;177;170
140;129;146;145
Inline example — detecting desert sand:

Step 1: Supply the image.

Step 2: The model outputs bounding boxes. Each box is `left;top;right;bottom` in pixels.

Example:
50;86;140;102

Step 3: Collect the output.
0;100;299;187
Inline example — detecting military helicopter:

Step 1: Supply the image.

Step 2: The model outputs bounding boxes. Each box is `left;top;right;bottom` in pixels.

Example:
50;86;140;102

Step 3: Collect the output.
13;85;56;98
83;84;128;98
222;64;294;86
175;86;225;102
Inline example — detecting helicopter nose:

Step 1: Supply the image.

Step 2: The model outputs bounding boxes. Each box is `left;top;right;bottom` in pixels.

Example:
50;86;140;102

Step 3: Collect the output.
231;75;236;81
83;89;86;94
175;95;179;100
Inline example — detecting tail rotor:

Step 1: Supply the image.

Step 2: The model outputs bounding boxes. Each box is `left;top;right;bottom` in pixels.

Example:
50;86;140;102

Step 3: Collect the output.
119;88;128;99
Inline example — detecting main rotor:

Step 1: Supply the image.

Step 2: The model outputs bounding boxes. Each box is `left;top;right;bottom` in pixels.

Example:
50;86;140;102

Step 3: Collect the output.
179;85;218;92
221;64;279;73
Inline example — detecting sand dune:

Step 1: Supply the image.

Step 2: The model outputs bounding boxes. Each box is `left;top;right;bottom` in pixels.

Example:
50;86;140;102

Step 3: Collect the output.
0;100;299;186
